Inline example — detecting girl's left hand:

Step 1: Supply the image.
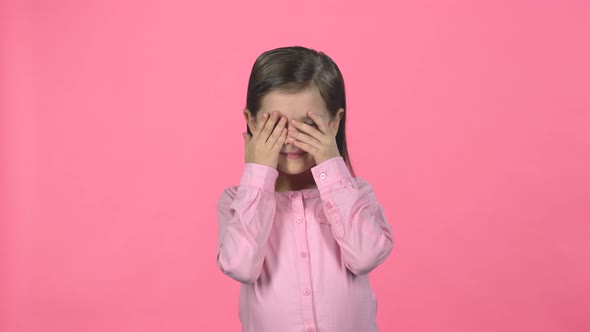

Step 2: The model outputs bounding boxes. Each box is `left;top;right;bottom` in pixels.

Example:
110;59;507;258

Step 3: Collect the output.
287;110;341;165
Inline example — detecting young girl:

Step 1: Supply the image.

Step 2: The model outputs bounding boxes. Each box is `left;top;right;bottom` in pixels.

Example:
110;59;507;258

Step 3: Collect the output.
216;46;394;332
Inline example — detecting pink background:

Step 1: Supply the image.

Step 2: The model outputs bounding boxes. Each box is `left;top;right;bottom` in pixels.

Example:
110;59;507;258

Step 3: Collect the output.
2;0;589;331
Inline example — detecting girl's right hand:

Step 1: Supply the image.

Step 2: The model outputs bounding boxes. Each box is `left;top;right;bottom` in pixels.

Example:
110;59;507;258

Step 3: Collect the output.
242;110;288;169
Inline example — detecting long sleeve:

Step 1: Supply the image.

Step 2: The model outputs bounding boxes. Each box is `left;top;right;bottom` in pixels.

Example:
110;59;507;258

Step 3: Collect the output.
311;156;394;276
216;163;279;285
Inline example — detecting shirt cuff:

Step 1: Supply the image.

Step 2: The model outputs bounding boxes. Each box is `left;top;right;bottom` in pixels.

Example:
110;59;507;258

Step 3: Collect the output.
239;163;279;192
311;156;352;191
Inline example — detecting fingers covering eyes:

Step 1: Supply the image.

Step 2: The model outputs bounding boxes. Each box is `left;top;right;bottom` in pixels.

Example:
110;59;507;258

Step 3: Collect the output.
265;115;287;144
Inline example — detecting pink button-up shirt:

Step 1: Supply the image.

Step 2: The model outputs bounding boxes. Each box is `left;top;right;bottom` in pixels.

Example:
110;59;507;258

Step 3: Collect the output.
216;156;394;332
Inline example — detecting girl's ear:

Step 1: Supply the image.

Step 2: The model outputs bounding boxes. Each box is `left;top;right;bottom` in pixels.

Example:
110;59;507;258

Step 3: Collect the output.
330;108;345;133
243;108;257;132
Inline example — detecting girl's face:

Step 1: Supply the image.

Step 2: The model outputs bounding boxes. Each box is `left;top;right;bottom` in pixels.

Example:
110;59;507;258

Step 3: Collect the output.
245;87;340;175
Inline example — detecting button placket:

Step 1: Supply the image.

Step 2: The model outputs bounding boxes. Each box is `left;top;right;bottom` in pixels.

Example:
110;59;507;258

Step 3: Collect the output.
290;193;316;328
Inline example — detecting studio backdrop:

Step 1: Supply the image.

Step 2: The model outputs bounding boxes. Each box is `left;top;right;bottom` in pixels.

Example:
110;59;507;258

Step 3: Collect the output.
1;0;589;331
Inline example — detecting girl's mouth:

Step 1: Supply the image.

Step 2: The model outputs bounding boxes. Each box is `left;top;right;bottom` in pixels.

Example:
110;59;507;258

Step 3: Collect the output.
280;152;306;160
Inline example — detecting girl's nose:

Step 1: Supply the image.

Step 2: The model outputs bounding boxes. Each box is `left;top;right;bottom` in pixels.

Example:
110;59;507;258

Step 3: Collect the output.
284;128;294;145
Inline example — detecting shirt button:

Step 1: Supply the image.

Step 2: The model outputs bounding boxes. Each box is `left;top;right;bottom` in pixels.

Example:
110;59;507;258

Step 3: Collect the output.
291;192;300;198
320;172;326;180
303;288;311;296
325;201;332;209
306;327;315;332
300;251;308;258
296;217;302;223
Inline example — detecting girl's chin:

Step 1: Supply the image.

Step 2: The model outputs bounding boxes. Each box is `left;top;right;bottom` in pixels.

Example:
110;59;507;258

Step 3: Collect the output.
277;161;314;174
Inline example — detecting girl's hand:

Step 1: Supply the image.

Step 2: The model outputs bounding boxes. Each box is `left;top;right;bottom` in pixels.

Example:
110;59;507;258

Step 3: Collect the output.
243;110;288;169
287;110;341;165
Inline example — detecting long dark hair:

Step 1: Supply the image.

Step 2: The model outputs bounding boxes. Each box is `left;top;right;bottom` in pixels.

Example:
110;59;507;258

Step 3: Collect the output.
245;46;355;176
